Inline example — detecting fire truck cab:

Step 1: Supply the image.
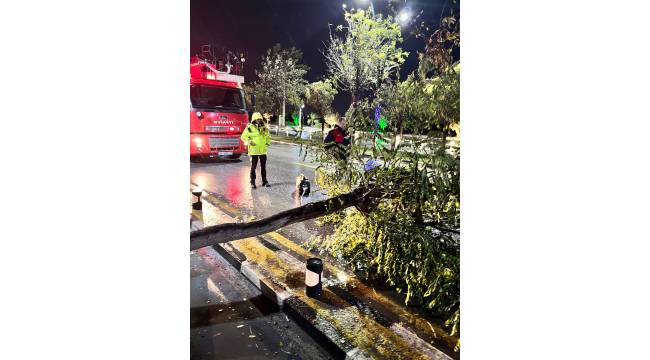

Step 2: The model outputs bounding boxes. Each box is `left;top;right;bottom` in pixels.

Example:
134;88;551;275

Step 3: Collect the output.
190;57;252;160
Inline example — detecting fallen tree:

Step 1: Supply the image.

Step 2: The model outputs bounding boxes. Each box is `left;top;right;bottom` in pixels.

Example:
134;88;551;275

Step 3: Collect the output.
190;183;459;251
190;187;369;251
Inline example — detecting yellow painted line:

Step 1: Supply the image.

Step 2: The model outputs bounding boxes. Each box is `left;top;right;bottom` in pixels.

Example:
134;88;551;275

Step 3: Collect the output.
204;192;239;215
225;238;432;359
266;232;311;256
190;184;239;216
266;231;354;279
266;228;458;348
191;209;203;221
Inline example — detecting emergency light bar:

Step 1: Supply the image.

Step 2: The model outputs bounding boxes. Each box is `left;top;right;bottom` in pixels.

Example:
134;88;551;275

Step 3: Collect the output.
192;59;245;84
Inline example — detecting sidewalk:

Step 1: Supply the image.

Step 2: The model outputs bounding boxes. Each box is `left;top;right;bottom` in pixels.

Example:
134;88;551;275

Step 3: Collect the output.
191;186;459;360
190;202;335;359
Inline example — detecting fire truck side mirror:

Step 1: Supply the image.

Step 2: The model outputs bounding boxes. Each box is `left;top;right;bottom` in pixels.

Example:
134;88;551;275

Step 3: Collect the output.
251;94;256;110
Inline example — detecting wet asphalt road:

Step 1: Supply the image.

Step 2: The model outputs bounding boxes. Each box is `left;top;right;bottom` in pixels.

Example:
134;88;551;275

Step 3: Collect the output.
190;142;329;245
190;246;332;360
191;143;336;359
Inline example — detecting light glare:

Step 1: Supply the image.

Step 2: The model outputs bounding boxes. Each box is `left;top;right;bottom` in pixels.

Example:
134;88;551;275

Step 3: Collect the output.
399;9;411;23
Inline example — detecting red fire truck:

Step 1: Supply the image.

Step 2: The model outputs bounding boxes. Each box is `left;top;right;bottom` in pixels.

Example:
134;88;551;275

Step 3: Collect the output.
190;56;252;160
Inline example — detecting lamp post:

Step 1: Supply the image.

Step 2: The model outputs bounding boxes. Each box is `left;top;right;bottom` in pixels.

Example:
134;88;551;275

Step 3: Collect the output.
299;104;305;131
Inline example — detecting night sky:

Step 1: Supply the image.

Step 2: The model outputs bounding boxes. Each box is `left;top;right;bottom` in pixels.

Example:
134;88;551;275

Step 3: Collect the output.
191;0;459;114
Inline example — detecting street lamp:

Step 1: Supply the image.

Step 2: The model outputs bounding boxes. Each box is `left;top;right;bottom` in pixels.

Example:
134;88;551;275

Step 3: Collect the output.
398;8;411;25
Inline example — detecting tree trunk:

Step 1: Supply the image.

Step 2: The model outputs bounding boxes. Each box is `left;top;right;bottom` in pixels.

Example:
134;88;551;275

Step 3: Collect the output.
439;121;447;154
190;184;457;251
281;98;286;127
190;188;368;250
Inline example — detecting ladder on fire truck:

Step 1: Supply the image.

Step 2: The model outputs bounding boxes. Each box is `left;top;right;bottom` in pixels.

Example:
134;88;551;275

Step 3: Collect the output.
199;44;246;76
192;58;245;85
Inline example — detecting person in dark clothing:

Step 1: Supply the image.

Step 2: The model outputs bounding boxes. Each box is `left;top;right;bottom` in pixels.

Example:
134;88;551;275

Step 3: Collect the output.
324;119;350;161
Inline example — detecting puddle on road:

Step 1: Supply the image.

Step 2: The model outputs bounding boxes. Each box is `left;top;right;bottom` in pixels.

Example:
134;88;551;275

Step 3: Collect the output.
191;305;328;360
191;249;333;360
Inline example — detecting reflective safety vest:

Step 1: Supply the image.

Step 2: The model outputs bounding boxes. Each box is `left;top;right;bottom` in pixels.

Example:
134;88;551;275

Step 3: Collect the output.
240;123;270;155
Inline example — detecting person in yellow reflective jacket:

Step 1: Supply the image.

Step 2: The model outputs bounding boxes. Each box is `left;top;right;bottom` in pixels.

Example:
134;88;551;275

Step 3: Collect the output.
241;112;271;188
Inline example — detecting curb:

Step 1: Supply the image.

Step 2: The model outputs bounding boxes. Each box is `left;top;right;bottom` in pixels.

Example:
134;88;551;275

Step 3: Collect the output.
191;187;457;360
270;139;302;146
212;243;362;360
211;239;453;360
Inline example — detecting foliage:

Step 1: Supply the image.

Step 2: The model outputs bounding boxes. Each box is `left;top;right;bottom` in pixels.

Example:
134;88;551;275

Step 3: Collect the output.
304;79;338;118
314;138;460;332
309;13;461;335
307;113;322;127
254;44;309;115
378;64;460;150
417;16;460;78
324;9;408;107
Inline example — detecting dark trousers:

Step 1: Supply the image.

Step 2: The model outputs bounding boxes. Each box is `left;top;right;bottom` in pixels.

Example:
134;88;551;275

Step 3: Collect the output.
250;154;267;184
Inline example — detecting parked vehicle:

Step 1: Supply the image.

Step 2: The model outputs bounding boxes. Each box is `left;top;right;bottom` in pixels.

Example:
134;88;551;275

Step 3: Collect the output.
190;56;254;160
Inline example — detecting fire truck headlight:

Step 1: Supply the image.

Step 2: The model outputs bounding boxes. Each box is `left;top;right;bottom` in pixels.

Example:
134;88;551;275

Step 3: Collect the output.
194;137;203;148
196;111;203;118
230;127;235;131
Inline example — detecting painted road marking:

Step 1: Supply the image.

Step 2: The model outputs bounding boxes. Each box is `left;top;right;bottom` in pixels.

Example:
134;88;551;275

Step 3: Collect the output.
190;184;304;252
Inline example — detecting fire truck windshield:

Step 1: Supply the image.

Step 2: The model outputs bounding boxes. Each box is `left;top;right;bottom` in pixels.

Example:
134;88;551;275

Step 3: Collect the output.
190;84;244;110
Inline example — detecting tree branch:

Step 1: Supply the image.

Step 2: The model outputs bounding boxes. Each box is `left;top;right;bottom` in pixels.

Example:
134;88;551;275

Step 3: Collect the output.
422;221;460;234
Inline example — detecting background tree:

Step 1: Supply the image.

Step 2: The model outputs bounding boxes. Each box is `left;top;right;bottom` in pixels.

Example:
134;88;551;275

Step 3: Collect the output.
304;79;338;119
307;113;322;127
416;15;460;147
254;44;309;126
324;9;408;117
311;14;461;337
